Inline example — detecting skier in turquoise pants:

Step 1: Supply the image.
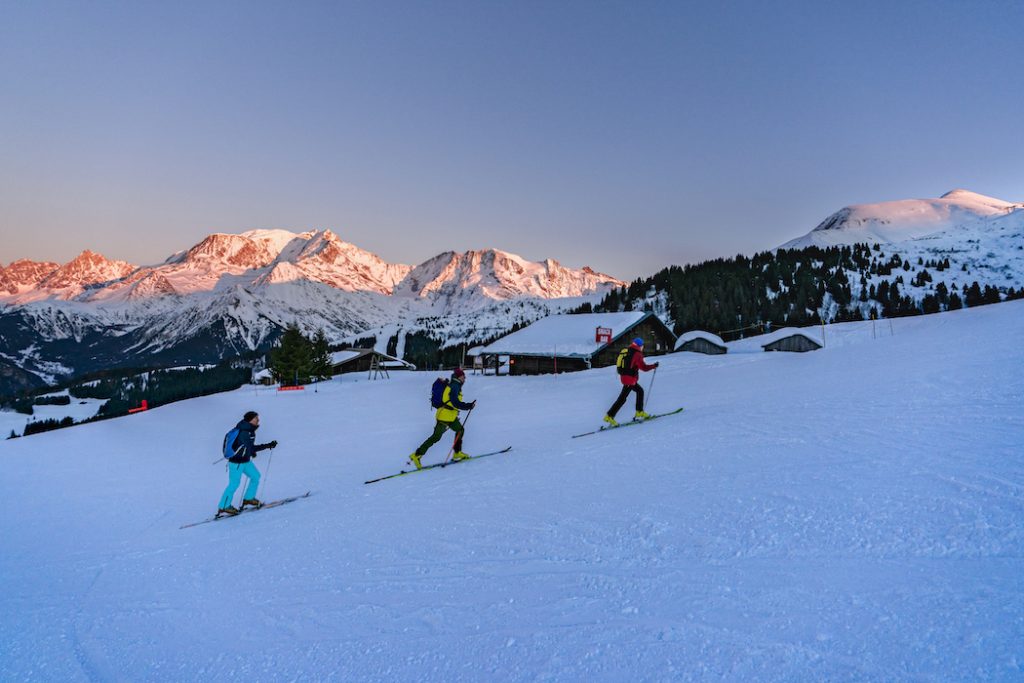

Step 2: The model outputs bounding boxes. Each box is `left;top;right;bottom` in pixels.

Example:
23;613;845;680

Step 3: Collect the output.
218;411;278;516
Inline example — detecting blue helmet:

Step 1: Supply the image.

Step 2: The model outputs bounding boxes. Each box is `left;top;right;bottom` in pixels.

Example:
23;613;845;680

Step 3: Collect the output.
632;337;644;347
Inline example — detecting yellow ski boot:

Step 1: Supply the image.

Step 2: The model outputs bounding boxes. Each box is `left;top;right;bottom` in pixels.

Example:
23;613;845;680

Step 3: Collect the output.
452;451;471;461
635;411;652;420
603;415;619;427
409;452;423;470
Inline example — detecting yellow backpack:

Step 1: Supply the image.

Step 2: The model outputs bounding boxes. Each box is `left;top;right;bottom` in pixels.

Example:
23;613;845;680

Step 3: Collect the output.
616;347;637;376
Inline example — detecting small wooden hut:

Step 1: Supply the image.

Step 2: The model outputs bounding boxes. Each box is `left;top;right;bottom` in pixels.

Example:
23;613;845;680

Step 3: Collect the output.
330;349;416;375
674;331;728;355
761;328;823;353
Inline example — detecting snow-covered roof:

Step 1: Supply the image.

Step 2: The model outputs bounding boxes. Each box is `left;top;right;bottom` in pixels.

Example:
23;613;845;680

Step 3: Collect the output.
330;348;416;369
252;368;273;380
329;350;362;365
674;330;726;350
758;327;824;348
480;312;650;358
381;360;416;369
724;325;826;353
466;346;485;357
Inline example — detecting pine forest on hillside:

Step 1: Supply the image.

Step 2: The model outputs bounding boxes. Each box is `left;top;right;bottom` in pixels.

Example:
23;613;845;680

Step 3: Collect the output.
586;243;1023;340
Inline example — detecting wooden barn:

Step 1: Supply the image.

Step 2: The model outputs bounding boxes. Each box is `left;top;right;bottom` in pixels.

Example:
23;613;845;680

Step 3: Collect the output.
760;328;823;353
467;346;509;376
478;312;675;376
330;349;416;375
674;331;728;355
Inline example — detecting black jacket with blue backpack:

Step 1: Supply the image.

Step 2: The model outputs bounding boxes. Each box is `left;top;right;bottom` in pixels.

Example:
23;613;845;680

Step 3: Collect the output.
225;420;274;464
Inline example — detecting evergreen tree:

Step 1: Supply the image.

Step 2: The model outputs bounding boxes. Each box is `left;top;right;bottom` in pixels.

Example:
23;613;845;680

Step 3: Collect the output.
965;282;984;307
310;328;332;381
271;323;314;386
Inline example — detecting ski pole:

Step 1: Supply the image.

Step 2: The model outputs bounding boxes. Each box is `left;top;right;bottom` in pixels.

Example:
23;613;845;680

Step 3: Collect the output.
646;365;659;411
442;407;474;465
258;446;275;501
236;472;248;509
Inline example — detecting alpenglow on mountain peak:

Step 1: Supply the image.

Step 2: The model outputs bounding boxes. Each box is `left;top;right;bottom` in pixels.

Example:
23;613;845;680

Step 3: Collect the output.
780;188;1023;249
0;228;624;394
0;228;623;305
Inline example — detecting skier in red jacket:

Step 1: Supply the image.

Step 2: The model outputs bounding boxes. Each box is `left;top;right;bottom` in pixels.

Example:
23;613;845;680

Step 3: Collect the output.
604;337;659;427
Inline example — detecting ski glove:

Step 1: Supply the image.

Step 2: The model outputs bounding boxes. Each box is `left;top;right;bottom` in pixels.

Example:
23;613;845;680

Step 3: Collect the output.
268;440;279;449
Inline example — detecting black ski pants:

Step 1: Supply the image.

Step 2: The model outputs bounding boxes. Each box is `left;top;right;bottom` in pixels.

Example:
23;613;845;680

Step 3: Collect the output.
608;384;644;418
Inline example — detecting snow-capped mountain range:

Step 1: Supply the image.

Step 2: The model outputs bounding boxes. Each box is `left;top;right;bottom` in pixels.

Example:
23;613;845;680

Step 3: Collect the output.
2;188;1021;396
0;230;622;393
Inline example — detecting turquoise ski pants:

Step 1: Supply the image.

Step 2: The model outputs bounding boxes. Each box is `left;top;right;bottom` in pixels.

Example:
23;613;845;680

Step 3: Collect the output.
219;461;260;509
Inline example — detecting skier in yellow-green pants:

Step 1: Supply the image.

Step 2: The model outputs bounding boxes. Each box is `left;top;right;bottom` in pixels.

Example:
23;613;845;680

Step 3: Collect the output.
410;367;476;469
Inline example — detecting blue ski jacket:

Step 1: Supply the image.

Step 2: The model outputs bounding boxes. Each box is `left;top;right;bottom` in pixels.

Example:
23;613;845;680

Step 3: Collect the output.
228;420;273;464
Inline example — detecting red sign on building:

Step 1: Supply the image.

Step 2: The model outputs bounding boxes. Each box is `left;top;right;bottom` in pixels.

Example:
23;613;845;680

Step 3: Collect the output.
595;327;612;344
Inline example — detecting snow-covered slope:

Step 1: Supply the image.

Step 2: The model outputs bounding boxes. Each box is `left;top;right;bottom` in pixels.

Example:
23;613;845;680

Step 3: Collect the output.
1;299;1022;680
782;189;1023;249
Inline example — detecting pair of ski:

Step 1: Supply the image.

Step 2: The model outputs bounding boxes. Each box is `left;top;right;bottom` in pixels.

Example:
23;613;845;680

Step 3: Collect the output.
183;409;686;514
364;447;513;484
366;406;684;483
570;407;684;438
180;492;312;529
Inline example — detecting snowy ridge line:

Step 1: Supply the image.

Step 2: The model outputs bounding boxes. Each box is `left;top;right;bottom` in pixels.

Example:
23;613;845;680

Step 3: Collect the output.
781;188;1023;249
0;230;622;390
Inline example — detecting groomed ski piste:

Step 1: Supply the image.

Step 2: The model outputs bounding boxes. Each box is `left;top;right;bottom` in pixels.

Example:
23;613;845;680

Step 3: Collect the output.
2;300;1023;681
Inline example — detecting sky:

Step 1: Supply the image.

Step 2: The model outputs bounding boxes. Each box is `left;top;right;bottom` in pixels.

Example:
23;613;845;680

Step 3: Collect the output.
1;0;1022;280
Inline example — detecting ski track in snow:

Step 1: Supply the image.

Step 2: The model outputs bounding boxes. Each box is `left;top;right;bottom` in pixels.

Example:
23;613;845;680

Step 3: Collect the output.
1;301;1023;681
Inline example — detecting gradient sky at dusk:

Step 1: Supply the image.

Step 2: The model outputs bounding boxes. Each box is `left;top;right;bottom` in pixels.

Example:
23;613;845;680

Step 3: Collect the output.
1;0;1022;280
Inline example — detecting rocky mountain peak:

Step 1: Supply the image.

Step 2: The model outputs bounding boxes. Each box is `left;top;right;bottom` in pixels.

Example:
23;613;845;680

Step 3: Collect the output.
183;234;275;269
38;251;135;292
0;259;60;294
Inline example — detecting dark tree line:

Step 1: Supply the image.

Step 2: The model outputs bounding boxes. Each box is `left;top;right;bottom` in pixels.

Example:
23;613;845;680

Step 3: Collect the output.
99;362;251;416
581;243;1017;340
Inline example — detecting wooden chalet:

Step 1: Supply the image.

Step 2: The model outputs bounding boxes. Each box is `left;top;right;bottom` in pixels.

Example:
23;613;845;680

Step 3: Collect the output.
478;312;675;376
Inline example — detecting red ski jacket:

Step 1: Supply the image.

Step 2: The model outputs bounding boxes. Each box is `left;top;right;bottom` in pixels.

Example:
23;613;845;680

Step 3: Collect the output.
619;343;656;386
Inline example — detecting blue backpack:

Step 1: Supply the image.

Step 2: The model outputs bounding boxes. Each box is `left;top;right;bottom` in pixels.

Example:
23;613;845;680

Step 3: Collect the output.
430;378;449;409
223;428;243;459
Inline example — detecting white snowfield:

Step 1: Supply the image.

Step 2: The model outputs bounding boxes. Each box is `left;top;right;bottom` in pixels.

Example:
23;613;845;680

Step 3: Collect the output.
1;301;1023;681
781;189;1023;249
